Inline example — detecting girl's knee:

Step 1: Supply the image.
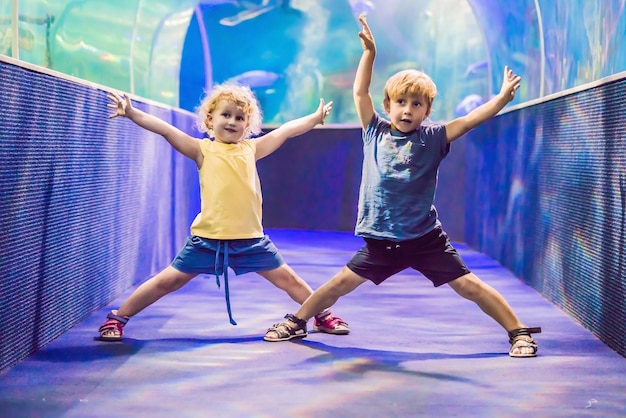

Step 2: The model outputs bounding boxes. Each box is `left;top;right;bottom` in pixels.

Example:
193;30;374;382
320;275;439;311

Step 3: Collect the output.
154;268;195;292
261;266;309;291
277;275;305;292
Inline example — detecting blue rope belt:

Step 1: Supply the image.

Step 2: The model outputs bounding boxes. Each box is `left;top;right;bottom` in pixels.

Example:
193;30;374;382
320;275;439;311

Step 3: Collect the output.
214;240;237;325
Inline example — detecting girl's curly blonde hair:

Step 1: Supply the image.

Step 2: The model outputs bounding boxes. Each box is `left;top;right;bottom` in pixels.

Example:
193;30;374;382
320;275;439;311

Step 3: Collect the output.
196;83;263;137
383;69;437;117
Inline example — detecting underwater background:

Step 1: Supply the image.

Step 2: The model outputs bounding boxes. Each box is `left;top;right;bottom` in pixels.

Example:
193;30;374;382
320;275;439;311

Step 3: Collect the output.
2;0;625;122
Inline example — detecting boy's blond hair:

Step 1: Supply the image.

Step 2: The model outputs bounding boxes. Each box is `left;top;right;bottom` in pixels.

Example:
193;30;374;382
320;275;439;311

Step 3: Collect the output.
383;70;437;117
196;83;263;137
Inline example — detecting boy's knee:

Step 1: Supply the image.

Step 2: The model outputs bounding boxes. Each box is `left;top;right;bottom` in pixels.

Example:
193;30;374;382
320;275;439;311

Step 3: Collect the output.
326;270;361;294
449;274;483;300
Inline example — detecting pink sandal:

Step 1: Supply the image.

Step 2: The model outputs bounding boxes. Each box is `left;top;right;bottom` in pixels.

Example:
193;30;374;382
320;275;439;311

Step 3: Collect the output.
98;311;130;342
313;312;350;335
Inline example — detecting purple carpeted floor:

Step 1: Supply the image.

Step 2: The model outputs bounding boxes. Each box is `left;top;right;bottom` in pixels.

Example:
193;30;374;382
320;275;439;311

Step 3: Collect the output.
1;229;625;417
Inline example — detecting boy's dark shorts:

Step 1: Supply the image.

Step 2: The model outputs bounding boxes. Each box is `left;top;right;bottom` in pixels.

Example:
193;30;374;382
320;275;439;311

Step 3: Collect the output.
346;226;470;287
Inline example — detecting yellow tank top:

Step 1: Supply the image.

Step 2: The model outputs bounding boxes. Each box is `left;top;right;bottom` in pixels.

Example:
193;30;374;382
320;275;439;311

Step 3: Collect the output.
190;139;263;239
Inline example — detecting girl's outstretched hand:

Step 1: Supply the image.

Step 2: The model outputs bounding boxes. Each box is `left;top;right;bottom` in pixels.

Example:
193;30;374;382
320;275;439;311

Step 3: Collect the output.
317;98;333;125
500;66;521;102
358;13;376;52
107;92;133;118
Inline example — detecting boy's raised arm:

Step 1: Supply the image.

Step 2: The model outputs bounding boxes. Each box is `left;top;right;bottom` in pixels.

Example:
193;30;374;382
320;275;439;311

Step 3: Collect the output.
254;98;332;160
445;66;521;143
107;92;203;166
353;13;376;130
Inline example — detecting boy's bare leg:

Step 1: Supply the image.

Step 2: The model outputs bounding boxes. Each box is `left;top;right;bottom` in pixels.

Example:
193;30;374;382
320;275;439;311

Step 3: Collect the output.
264;266;367;340
262;265;359;337
447;273;536;356
295;267;367;320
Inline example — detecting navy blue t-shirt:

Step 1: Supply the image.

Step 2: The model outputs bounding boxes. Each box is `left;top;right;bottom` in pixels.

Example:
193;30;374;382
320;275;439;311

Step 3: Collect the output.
355;113;449;240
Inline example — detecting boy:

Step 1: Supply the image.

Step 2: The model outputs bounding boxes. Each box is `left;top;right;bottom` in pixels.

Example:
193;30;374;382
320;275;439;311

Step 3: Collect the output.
264;14;540;358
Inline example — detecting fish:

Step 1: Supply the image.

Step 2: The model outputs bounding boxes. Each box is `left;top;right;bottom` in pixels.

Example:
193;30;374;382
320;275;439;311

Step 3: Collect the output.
198;0;240;6
226;70;282;88
454;94;484;117
217;0;286;26
464;60;489;78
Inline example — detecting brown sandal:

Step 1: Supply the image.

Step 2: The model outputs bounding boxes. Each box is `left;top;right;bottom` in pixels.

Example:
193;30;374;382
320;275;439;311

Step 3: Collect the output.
508;327;541;357
264;314;307;342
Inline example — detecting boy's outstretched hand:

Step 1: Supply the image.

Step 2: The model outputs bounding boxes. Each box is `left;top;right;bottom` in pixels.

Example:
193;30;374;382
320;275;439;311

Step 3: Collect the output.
107;92;133;118
500;66;521;102
358;13;376;53
316;98;333;125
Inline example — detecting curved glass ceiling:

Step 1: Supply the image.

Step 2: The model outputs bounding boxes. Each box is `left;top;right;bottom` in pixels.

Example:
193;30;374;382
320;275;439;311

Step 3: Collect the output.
2;0;625;122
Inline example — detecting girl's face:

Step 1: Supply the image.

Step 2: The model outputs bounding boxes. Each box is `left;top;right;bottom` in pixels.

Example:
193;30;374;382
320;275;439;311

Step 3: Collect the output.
386;93;430;133
208;99;250;144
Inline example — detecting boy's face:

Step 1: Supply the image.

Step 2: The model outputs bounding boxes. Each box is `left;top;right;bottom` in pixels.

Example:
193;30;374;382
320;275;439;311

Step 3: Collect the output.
386;93;430;133
208;99;250;144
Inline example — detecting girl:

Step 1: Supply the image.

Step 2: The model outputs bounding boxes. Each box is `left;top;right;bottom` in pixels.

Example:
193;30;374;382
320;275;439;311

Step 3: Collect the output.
99;84;349;341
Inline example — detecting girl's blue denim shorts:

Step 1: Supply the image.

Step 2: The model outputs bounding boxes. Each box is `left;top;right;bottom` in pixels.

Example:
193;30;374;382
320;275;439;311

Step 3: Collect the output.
171;235;284;275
